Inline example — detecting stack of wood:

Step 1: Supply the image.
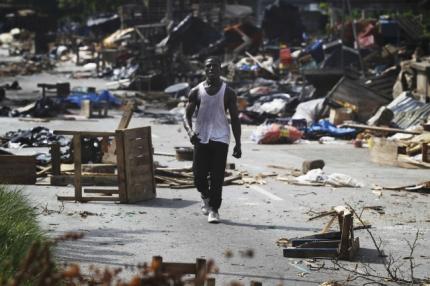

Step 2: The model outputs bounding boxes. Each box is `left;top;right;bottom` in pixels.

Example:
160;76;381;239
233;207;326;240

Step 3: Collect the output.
155;167;243;189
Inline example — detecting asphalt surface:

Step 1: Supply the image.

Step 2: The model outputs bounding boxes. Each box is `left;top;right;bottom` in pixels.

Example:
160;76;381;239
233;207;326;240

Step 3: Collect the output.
1;53;429;285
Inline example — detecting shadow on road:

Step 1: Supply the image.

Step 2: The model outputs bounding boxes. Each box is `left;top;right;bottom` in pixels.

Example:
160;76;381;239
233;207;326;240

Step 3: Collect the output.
136;197;197;208
221;220;321;232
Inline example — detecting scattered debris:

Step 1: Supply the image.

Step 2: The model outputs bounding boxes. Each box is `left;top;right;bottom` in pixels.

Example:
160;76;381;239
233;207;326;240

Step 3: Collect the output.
287;169;364;188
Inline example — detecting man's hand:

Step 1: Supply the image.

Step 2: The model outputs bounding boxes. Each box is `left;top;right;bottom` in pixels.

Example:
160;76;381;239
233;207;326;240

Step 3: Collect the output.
189;131;200;145
232;144;242;158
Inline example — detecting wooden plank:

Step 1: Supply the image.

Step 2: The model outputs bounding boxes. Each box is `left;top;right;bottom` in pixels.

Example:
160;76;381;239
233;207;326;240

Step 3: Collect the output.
0;155;36;163
0;166;35;176
121;125;150;139
298;241;341;248
127;175;157;189
82;164;116;174
73;135;82;201
57;195;120;202
122;127;155;203
291;239;341;247
115;130;128;203
129;165;153;178
0;155;36;184
321;214;337;233
54;130;115;137
283;247;338;258
127;155;152;166
206;278;216;286
295;231;341;240
341;123;422;135
161;263;196;275
37;166;52;177
195;258;206;286
83;188;119;194
50;142;61;175
117;102;134;129
154;152;175;157
339;214;353;259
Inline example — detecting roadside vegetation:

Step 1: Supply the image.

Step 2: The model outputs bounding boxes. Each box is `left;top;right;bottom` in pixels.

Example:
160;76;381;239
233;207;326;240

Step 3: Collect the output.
0;185;45;282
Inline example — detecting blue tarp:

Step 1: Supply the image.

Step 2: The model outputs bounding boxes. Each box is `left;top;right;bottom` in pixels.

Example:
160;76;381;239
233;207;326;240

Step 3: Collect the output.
304;39;324;63
306;119;356;138
65;90;122;108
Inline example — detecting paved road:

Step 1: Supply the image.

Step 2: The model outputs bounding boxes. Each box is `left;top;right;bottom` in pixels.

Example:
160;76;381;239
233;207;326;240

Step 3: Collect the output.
1;55;429;284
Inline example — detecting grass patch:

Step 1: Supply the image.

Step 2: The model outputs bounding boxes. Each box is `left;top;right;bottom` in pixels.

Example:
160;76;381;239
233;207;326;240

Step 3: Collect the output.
0;185;45;281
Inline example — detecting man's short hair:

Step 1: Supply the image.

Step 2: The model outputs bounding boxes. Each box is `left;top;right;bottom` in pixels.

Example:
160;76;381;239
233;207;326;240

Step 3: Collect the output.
205;56;221;66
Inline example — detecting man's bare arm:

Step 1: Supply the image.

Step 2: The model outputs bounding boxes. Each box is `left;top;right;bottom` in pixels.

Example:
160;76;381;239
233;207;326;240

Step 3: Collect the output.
226;87;242;158
183;88;200;144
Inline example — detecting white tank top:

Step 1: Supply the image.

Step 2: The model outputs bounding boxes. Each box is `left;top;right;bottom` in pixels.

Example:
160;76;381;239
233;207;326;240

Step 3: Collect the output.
195;81;230;144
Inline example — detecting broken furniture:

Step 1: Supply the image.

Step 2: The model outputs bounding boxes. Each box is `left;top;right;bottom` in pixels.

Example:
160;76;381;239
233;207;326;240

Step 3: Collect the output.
54;127;156;203
368;136;430;168
150;256;262;286
283;206;359;260
37;82;70;98
151;256;208;286
51;102;156;203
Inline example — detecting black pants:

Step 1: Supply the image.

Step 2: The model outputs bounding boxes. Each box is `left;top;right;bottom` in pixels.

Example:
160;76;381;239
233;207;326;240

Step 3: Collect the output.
193;140;228;211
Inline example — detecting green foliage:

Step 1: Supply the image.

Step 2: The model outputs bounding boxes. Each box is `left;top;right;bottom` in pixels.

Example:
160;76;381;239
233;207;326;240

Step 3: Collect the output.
319;2;329;11
0;186;44;281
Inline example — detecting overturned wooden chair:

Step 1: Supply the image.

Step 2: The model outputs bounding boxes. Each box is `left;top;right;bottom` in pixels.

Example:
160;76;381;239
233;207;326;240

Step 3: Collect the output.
51;102;156;203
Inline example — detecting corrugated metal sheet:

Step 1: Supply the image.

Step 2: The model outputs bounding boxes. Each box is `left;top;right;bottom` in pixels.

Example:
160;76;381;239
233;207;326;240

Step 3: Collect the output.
388;92;430;128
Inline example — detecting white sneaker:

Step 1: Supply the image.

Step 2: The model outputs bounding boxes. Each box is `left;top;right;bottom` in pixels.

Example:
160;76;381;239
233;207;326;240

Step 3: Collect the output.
201;198;210;215
208;211;220;223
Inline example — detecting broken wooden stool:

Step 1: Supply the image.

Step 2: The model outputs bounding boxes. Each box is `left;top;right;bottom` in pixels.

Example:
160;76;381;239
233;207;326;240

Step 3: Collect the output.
283;206;359;260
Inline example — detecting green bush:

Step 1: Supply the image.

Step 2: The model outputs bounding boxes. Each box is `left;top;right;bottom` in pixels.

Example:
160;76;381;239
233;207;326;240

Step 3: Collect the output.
0;186;44;281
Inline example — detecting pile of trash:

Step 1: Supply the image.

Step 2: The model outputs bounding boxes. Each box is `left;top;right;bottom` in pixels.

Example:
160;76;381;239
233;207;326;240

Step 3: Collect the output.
1;126;104;165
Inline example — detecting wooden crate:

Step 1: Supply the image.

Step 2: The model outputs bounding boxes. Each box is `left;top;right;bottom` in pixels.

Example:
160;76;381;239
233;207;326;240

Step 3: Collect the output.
0;155;36;184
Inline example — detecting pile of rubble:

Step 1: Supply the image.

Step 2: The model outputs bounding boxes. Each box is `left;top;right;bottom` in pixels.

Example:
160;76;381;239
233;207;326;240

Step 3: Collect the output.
0;1;429;169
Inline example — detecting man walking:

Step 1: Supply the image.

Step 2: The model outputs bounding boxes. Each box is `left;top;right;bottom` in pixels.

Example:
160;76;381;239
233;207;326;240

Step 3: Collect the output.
183;57;242;223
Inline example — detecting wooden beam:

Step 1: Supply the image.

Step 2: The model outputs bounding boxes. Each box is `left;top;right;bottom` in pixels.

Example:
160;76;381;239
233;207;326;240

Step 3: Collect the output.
117;101;134;129
83;188;119;194
54;130;116;137
291;239;341;247
340;123;422;135
195;258;206;286
73;135;82;201
57;195;120;202
50;142;61;176
161;263;196;275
